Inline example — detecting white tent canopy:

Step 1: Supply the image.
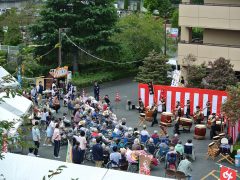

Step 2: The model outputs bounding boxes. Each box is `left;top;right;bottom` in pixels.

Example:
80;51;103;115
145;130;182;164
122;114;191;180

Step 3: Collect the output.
0;66;19;88
0;106;21;122
0;153;173;180
0;92;32;117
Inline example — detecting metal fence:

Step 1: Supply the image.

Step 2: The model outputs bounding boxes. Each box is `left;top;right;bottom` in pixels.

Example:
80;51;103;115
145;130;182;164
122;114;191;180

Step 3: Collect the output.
0;45;19;55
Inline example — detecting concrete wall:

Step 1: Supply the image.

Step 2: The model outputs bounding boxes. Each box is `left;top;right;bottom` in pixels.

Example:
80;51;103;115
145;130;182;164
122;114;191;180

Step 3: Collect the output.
204;0;240;5
178;43;240;71
179;4;240;30
203;29;240;46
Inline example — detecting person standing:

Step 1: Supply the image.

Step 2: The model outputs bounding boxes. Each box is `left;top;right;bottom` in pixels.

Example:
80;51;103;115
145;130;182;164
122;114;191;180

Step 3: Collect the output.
185;100;191;118
53;95;60;113
160;97;166;112
138;98;145;113
40;108;48;132
72;141;81;164
32;121;41;156
52;124;61;158
37;81;44;95
31;85;38;105
151;103;158;127
206;101;211;120
210;114;217;139
94;82;100;101
92;137;103;167
78;131;87;164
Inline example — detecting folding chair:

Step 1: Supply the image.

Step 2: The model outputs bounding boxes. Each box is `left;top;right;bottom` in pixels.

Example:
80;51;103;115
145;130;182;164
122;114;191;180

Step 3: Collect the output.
175;171;187;180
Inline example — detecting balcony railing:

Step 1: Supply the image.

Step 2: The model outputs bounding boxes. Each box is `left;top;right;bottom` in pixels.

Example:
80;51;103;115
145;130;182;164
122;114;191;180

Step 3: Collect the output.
179;40;240;49
182;2;240;7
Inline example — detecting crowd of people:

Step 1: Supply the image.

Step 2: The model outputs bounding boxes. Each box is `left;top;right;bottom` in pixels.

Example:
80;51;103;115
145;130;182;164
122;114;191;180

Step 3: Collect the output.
25;80;195;179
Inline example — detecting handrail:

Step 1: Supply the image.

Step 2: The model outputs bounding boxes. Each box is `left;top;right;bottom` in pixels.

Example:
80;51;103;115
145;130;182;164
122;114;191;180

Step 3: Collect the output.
181;2;240;7
179;41;240;48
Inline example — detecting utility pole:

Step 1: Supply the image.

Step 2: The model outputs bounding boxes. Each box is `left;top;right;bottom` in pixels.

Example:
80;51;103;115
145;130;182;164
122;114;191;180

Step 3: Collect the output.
164;18;167;56
58;28;62;67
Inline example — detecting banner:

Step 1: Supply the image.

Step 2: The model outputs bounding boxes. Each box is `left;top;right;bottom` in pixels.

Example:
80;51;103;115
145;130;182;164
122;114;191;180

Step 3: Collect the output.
49;66;68;78
66;140;72;163
139;83;227;115
139;154;152;175
171;70;181;87
220;166;237;180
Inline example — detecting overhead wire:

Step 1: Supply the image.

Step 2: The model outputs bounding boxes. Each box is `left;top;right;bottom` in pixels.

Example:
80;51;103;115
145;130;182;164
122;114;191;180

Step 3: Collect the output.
64;34;143;65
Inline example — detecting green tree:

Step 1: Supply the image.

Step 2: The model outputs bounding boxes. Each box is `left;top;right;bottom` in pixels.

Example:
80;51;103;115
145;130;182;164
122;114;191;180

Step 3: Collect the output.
222;84;240;126
29;0;118;72
135;50;171;84
144;0;173;18
183;54;207;88
187;64;207;88
0;9;22;46
204;57;237;90
111;14;165;65
0;50;7;65
171;9;179;28
124;0;129;10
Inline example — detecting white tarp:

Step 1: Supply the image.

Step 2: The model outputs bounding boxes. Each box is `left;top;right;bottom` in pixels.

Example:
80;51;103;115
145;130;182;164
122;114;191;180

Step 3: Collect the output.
0;92;32;117
0;66;19;88
0;153;173;180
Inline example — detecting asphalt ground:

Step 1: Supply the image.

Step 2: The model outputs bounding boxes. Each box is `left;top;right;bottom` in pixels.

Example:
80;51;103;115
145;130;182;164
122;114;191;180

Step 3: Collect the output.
21;78;238;180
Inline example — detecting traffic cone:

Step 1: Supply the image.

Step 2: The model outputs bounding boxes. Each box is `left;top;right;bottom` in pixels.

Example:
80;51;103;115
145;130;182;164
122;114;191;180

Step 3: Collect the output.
115;91;121;102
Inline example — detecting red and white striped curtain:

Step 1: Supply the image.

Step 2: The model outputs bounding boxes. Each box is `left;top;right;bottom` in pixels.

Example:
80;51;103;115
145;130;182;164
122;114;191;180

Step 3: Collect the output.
138;83;227;116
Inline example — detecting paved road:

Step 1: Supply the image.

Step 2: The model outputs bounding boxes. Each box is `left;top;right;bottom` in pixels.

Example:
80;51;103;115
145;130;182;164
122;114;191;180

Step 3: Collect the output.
27;78;236;179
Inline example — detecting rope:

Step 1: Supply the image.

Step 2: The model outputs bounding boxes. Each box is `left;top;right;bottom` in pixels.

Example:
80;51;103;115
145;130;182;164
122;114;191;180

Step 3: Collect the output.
64;34;143;65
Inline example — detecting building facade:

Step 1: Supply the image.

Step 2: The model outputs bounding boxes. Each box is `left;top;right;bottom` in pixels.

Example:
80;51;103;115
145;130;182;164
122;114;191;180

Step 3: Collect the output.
178;0;240;74
115;0;145;11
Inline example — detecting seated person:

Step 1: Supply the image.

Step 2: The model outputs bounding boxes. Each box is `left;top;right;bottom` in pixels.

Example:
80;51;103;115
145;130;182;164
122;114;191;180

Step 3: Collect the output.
132;138;141;150
177;155;192;180
110;146;121;169
151;130;160;145
140;125;150;137
147;138;156;155
171;134;179;146
185;139;193;147
165;146;177;170
175;141;184;156
159;135;170;145
184;139;195;160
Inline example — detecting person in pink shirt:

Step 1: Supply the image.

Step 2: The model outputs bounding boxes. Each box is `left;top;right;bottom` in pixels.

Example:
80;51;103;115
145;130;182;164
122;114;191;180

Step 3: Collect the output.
52;124;61;158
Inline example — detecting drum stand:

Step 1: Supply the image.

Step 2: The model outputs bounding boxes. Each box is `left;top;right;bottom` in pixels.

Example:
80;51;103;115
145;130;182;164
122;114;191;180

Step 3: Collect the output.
138;116;145;127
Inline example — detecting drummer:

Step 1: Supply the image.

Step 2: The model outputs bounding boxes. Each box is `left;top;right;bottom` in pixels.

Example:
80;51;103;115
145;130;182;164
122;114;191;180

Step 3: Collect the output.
210;113;217;140
160;97;166;113
185;100;191;118
193;106;202;124
175;101;182;119
206;101;211;120
151;102;158;127
138;98;145;113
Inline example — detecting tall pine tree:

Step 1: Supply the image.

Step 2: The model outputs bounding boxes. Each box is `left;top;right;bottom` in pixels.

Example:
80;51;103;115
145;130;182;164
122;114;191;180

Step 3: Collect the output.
29;0;118;70
135;50;171;84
